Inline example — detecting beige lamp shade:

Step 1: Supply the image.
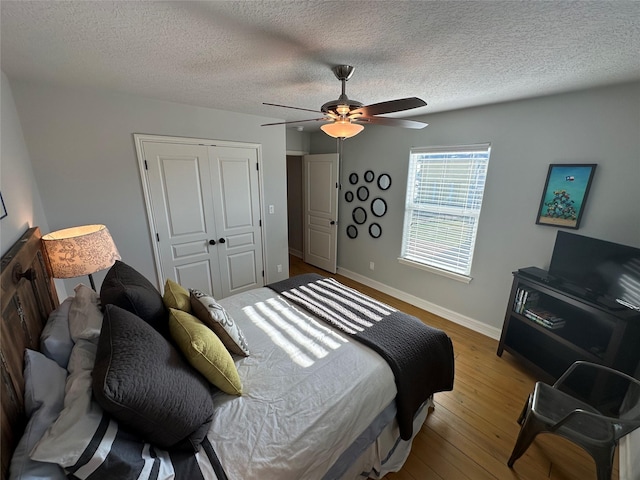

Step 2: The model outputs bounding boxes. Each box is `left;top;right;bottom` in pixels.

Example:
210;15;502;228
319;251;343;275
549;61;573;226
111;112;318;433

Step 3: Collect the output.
321;119;364;139
42;225;121;279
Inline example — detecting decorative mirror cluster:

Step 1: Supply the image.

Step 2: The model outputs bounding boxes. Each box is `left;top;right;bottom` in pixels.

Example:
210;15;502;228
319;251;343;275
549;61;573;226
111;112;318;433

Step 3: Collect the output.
378;173;391;190
353;207;367;224
371;198;387;217
345;171;391;239
364;170;375;183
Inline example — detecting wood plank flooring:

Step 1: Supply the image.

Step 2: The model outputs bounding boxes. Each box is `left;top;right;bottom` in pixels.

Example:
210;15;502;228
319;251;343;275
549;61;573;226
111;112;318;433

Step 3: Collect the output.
289;256;619;480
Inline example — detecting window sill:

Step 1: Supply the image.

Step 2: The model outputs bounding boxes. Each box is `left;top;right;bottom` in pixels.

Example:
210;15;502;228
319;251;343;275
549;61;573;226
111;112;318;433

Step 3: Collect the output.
397;257;473;284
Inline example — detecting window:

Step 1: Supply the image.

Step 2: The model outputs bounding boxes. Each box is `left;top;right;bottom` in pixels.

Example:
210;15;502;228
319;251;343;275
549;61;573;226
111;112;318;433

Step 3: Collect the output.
400;144;491;280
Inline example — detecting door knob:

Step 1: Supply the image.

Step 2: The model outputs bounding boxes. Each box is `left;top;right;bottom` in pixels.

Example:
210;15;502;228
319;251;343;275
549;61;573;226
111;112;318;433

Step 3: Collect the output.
209;239;216;245
330;220;336;225
218;238;226;244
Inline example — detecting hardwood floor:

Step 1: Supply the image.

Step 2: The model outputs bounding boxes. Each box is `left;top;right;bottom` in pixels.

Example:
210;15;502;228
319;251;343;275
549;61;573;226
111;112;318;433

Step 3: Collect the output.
289;256;619;480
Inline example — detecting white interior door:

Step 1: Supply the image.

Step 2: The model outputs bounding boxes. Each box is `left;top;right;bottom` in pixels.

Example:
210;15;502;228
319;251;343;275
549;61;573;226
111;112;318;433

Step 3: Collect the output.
208;146;264;297
139;139;264;298
303;153;339;273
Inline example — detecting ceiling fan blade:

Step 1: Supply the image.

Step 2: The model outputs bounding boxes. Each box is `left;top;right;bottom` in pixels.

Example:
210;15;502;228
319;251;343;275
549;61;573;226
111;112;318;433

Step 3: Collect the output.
354;116;428;129
352;97;427;116
261;118;328;126
263;102;323;114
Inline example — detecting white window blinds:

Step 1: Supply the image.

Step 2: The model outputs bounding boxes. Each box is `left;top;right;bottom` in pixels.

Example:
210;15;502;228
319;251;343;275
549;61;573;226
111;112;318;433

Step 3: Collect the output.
401;144;491;277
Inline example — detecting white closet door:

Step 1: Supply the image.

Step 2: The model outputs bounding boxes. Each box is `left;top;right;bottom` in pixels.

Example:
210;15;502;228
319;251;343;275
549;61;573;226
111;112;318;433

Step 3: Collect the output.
140;140;264;298
208;146;264;297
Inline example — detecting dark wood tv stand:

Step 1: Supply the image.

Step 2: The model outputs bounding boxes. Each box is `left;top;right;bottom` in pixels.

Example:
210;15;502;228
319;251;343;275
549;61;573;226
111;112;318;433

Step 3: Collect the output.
497;270;640;383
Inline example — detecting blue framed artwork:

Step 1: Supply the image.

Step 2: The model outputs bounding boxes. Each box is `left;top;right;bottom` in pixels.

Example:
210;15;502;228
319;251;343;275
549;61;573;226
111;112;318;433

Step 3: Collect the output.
536;164;596;229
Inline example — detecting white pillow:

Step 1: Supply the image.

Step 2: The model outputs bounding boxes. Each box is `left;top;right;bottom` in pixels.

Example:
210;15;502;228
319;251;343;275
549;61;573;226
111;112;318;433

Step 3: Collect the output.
30;340;103;467
9;350;67;479
40;297;73;369
68;284;103;344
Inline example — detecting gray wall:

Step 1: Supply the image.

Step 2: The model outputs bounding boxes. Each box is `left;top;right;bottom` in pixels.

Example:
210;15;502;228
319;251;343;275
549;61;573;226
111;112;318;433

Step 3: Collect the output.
311;82;640;334
0;72;50;253
286;128;311;153
10;79;290;293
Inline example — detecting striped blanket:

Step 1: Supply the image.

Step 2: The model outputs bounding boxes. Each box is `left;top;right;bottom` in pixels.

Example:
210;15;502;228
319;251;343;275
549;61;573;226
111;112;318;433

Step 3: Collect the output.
268;273;455;441
66;413;227;480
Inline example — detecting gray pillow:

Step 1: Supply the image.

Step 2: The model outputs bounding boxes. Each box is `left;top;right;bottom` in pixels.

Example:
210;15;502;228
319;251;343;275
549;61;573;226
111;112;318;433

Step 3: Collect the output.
9;350;67;480
100;260;169;336
40;297;74;369
92;305;214;451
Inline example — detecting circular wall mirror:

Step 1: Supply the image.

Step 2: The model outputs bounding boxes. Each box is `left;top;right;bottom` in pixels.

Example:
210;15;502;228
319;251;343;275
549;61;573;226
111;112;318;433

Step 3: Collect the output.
364;170;375;183
357;186;369;202
349;173;359;185
369;223;382;239
352;207;367;225
346;225;358;239
345;191;354;202
378;174;391;190
371;197;387;217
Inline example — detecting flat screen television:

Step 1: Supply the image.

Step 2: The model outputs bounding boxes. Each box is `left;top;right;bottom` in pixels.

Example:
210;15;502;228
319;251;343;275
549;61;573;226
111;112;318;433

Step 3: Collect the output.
548;231;640;311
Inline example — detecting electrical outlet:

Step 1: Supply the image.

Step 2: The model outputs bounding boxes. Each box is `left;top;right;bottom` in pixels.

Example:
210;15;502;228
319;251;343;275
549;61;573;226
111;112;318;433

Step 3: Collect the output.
369;261;375;270
277;264;282;273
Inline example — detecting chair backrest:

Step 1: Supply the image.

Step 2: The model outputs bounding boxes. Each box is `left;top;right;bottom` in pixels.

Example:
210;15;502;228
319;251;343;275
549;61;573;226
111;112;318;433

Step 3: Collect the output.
554;361;640;440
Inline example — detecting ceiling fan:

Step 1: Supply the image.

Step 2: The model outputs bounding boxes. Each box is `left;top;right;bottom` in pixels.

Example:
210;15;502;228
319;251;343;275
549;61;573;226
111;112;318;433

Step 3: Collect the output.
262;65;428;139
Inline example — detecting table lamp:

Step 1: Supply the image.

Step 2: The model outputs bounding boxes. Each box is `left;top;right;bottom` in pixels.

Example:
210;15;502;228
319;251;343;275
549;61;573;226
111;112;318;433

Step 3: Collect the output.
42;224;121;290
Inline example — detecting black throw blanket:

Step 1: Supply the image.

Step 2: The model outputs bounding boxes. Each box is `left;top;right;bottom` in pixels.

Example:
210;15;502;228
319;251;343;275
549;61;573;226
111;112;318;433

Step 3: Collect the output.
268;273;455;440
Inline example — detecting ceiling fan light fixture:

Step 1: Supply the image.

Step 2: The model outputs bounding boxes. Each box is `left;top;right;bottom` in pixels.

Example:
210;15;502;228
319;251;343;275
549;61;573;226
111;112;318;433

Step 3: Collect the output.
321;120;364;139
336;104;351;116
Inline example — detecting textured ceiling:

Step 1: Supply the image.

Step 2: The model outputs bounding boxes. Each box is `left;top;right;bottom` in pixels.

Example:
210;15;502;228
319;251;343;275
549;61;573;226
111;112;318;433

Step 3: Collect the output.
2;1;640;130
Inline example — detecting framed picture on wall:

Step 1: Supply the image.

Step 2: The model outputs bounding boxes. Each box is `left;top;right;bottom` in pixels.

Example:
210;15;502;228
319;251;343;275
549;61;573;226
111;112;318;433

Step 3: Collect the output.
535;164;597;229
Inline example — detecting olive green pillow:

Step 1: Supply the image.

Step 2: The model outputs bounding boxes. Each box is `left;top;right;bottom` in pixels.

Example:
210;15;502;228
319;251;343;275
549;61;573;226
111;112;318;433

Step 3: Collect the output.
163;279;191;313
169;308;242;395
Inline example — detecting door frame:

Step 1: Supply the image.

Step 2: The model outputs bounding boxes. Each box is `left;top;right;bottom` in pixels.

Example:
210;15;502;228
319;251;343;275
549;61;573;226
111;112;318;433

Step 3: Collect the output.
133;134;267;289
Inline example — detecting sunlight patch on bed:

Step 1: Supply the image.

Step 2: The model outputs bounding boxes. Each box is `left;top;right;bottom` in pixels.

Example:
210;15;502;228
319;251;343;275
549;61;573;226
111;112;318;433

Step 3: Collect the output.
242;296;351;367
265;297;348;348
254;301;330;359
243;305;315;367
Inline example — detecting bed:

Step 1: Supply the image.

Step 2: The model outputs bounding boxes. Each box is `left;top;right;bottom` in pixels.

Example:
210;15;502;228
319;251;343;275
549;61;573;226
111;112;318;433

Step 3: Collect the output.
1;227;454;480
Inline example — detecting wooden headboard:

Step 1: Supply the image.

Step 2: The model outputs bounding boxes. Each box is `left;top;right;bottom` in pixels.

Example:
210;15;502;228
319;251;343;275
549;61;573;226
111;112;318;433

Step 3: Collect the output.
0;227;59;480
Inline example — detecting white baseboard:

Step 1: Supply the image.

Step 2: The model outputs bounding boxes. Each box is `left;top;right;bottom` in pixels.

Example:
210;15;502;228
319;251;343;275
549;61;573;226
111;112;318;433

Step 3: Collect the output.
336;267;502;340
289;248;303;258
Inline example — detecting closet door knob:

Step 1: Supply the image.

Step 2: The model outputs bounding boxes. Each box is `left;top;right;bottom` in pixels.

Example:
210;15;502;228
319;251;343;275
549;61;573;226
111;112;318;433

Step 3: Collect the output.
218;238;226;244
330;220;336;225
209;239;216;245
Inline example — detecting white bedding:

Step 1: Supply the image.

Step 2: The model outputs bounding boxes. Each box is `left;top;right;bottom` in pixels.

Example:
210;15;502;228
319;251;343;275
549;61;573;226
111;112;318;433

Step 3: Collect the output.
213;287;400;479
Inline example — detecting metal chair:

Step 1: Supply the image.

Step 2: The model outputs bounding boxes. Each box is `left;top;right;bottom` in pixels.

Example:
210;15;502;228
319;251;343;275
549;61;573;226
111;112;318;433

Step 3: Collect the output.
508;361;640;480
